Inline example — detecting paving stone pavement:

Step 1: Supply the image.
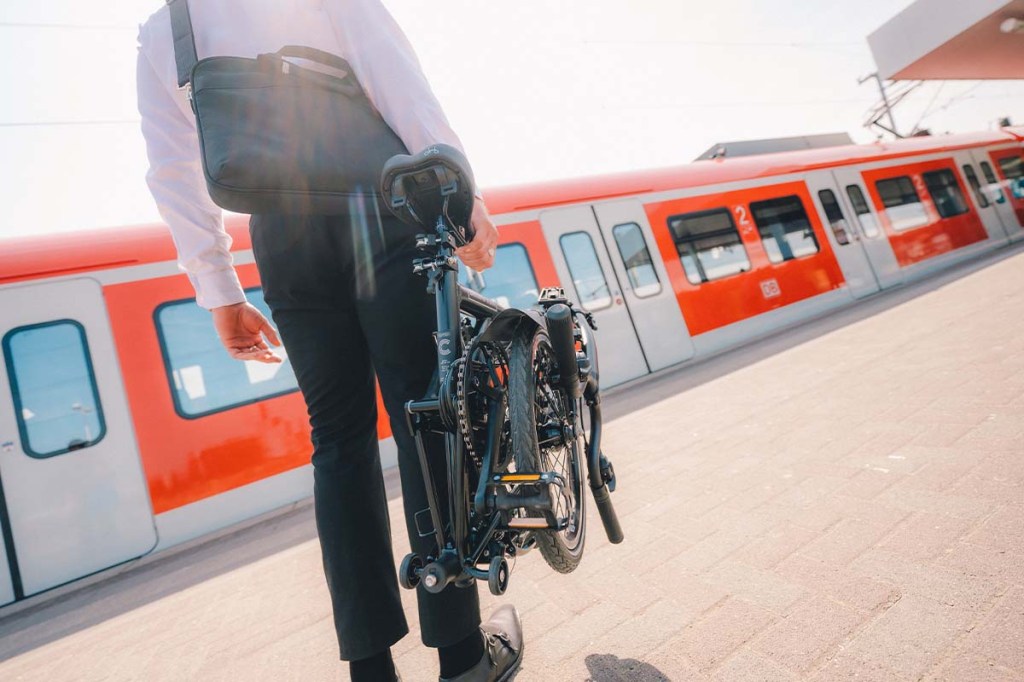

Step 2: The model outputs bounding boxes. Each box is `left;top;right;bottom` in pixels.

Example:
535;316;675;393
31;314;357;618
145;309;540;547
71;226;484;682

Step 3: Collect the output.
2;247;1023;681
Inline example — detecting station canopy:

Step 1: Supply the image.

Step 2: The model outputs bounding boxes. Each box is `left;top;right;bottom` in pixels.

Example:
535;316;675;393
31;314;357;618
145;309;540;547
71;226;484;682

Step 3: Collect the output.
868;0;1024;80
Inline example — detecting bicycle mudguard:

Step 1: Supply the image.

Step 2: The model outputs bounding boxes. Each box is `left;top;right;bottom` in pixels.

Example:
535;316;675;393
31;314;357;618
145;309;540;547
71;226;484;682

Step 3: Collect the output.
473;307;546;347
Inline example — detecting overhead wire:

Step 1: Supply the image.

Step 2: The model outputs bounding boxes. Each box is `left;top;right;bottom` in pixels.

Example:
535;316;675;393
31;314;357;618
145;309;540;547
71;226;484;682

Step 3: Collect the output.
0;21;136;30
0;120;140;128
909;82;947;134
583;39;861;48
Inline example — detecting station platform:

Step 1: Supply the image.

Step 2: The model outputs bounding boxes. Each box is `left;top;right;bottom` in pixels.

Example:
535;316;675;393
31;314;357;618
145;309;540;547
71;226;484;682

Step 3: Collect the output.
2;246;1023;681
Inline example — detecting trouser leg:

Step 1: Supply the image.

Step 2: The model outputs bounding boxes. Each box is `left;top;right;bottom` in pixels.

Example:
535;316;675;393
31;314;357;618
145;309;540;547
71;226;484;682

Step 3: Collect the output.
352;209;482;649
249;213;407;661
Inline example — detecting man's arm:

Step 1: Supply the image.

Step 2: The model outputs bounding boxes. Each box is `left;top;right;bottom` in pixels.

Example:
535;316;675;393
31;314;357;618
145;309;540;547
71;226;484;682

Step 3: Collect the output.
136;43;247;310
324;0;465;156
137;35;280;363
325;0;499;269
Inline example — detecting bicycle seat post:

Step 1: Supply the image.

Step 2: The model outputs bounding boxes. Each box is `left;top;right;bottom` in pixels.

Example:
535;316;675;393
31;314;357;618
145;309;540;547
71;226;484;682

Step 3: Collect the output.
431;217;461;386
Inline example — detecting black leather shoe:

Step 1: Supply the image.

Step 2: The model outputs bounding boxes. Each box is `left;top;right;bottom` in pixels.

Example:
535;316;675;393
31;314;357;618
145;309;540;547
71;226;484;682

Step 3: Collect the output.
439;605;524;682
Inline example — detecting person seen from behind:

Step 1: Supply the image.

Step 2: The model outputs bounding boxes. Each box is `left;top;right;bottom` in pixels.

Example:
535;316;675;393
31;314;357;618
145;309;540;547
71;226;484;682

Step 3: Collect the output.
136;1;522;680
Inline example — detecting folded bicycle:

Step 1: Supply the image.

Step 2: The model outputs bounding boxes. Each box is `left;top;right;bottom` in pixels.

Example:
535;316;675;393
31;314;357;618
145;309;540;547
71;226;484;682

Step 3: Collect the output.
380;145;623;596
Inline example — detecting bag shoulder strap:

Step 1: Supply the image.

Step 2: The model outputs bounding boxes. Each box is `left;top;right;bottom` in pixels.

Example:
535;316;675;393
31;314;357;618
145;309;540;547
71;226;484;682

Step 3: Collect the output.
166;0;198;88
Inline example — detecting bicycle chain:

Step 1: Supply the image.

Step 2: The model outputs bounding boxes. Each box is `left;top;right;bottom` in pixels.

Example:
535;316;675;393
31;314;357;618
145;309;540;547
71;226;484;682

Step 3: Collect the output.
455;353;475;461
454;338;509;464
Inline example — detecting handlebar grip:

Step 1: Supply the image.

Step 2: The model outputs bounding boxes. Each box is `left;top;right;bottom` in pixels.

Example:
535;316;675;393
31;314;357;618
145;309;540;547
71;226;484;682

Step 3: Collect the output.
592;483;624;544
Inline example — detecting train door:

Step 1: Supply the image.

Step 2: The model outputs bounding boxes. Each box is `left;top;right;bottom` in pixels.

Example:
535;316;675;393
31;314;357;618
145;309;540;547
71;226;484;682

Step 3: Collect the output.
968;149;1022;239
804;171;882;299
828;167;904;289
540;204;695;387
0;278;156;603
591;200;696;371
955;151;1012;243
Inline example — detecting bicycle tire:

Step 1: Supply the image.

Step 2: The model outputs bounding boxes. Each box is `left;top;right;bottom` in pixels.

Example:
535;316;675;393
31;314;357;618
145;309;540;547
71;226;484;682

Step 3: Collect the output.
508;324;585;573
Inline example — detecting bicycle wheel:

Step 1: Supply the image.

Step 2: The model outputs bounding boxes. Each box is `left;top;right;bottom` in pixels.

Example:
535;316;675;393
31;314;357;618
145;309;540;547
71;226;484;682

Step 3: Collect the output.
508;324;586;573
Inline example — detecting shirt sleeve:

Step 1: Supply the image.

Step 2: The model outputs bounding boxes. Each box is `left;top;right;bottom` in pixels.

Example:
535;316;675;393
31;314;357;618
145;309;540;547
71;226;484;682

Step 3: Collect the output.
324;0;466;156
135;39;247;310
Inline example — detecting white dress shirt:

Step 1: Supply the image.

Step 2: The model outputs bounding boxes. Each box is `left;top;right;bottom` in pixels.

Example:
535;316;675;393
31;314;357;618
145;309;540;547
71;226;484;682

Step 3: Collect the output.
136;0;465;309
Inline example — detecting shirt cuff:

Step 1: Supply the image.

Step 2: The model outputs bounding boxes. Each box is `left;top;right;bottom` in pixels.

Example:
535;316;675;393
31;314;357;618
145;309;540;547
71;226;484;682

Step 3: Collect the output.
190;267;247;310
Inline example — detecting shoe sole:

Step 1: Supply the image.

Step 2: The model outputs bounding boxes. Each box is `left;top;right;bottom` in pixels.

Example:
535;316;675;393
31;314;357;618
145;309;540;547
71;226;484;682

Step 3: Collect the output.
496;639;524;682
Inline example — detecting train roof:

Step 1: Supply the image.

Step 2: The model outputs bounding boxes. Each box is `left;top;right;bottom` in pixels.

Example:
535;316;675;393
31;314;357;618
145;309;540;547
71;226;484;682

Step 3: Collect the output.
0;218;254;287
482;128;1024;215
2;128;1022;286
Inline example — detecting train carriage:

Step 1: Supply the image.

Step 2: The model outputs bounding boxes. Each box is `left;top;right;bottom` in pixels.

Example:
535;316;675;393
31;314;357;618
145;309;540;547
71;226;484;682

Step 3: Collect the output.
0;128;1022;607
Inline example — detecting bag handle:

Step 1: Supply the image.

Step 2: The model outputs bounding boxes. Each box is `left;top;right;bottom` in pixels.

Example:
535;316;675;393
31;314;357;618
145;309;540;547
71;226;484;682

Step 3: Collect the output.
257;46;365;98
166;0;198;88
275;45;355;75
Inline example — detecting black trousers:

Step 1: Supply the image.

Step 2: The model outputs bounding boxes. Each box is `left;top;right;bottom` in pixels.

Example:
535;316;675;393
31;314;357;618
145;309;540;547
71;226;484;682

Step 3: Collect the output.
249;206;481;661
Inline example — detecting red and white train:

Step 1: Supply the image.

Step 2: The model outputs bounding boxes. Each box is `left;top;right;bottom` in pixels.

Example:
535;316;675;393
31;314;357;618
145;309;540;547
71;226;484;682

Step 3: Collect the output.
1;128;1022;608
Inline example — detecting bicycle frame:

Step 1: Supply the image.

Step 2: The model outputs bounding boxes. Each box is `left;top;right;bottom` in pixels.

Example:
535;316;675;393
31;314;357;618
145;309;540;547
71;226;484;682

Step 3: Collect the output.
402;214;504;585
402;212;621;593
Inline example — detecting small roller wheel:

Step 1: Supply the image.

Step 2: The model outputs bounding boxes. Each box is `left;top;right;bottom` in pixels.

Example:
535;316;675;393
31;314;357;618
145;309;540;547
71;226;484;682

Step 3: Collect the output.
488;555;510;596
399;553;423;590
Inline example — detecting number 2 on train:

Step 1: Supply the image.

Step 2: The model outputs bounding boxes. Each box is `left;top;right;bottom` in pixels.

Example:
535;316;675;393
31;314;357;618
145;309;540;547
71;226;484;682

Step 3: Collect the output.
734;205;753;235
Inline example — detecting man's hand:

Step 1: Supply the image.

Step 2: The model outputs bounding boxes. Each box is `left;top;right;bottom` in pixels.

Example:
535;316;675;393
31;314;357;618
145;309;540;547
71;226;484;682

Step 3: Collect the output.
212;302;283;364
456;199;499;271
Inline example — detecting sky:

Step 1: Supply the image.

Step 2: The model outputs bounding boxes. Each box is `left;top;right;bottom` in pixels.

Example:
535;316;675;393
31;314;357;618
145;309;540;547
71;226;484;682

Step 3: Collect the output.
1;0;1022;238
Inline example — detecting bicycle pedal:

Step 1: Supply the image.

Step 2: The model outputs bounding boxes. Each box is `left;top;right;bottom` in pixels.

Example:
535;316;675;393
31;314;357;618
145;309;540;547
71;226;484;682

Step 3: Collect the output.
507;517;555;529
489;471;559;485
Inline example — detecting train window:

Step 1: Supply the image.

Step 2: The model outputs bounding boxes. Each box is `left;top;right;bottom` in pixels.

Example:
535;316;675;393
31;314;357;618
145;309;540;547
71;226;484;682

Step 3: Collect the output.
998;155;1023;179
155;288;299;418
997;155;1024;200
458;243;539;309
3;320;106;458
980;162;1007;204
980;161;999;184
559;232;613;310
750;195;820;263
611;223;661;297
922;169;969;219
817;190;851;245
962;165;990;209
875;176;930;231
667;208;750;284
845;185;881;238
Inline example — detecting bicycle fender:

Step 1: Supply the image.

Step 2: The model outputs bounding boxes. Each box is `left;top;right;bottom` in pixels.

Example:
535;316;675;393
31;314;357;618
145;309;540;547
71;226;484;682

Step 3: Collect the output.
476;308;545;346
